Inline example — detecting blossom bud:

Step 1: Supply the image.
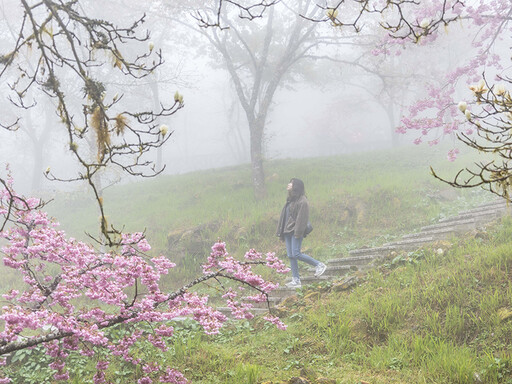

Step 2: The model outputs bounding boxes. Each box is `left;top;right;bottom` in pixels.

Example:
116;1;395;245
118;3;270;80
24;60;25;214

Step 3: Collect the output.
465;109;471;120
174;91;181;103
160;124;168;136
420;18;430;29
326;8;338;20
45;167;50;175
457;101;467;112
149;41;154;51
495;84;507;96
469;79;487;96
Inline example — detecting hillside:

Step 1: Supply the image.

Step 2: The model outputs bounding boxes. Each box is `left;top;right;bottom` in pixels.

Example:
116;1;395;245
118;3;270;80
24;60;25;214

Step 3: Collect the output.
165;216;512;384
4;144;512;383
45;144;493;288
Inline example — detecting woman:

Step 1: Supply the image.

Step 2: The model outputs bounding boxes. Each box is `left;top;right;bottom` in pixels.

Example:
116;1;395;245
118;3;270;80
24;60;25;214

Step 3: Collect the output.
276;178;326;288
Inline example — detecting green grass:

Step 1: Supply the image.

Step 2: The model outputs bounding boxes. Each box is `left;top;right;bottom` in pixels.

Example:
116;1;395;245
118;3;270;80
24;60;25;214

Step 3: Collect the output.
145;218;512;384
43;144;493;288
5;143;511;384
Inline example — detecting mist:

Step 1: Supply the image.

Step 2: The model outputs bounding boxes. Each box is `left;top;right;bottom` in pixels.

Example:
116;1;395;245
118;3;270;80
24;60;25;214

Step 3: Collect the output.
0;0;507;195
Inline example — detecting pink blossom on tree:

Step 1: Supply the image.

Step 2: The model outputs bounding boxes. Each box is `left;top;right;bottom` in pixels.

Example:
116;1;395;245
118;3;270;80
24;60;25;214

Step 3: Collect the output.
389;1;512;160
319;1;510;160
0;177;288;383
360;0;512;198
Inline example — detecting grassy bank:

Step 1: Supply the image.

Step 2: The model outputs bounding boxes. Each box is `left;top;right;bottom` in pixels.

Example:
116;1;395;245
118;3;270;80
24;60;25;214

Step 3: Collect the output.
4;144;512;383
44;144;492;287
8;212;512;384
140;218;512;384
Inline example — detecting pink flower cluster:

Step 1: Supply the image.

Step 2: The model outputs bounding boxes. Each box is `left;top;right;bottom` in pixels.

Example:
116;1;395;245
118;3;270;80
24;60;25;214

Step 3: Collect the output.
0;179;288;383
203;244;289;321
390;1;512;160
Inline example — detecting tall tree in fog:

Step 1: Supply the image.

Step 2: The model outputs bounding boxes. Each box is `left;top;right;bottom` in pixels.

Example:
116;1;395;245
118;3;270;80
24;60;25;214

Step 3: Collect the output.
205;4;305;199
22;103;59;190
0;2;60;191
171;0;345;199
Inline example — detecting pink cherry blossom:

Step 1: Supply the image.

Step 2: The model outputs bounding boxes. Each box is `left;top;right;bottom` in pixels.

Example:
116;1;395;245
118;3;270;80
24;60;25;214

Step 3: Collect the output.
391;1;511;158
0;177;288;382
447;148;460;162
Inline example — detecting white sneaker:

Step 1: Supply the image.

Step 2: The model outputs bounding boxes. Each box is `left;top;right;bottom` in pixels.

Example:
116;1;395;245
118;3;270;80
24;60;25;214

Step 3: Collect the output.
314;262;327;277
285;278;302;288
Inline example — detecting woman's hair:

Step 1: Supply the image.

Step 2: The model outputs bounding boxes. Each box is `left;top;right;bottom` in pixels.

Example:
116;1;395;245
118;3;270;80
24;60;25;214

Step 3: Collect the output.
288;178;305;200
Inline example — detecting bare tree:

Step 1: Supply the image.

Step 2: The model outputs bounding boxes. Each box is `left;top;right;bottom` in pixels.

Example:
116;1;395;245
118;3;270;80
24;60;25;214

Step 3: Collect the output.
190;0;278;28
167;0;365;198
431;78;512;201
0;0;184;245
315;0;463;42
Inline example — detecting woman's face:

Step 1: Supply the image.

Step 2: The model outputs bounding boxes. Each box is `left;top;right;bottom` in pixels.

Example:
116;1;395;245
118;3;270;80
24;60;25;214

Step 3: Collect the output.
287;181;293;192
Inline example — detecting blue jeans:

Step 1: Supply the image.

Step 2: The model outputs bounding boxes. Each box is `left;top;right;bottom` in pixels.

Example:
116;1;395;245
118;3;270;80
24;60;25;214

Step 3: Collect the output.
284;233;320;280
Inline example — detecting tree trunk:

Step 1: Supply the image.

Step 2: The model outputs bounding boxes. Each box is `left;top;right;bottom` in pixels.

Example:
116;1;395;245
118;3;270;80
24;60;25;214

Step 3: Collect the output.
23;110;44;192
32;139;44;191
149;80;163;171
226;96;247;163
249;118;266;199
385;102;401;148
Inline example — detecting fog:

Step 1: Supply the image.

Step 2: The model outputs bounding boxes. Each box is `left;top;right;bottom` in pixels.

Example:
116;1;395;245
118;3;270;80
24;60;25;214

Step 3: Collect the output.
161;71;391;173
0;0;505;195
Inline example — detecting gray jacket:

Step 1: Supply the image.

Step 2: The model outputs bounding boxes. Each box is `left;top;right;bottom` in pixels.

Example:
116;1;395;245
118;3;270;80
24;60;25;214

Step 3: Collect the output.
276;195;309;239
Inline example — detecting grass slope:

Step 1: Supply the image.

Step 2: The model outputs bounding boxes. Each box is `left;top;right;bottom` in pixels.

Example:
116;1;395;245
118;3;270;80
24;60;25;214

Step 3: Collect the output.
45;144;491;288
155;219;512;384
5;144;512;383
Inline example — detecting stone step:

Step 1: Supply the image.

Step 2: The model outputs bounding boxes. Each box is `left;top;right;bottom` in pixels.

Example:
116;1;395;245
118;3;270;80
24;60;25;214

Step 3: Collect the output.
209;295;281;311
421;218;475;232
457;205;506;217
438;209;502;224
458;200;507;214
326;265;354;276
474;208;508;219
349;245;397;257
466;199;503;207
216;306;270;318
437;213;474;224
383;236;435;249
247;296;282;309
308;265;353;277
328;254;381;266
272;286;304;298
402;227;458;240
479;199;505;206
298;275;331;285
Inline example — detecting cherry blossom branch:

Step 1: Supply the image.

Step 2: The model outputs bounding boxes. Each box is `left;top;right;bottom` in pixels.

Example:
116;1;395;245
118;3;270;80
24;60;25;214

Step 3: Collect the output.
0;180;288;383
191;0;279;29
429;75;512;200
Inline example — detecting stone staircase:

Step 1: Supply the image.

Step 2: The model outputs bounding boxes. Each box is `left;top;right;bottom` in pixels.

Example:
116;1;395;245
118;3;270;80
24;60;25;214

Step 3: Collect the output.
217;199;510;318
